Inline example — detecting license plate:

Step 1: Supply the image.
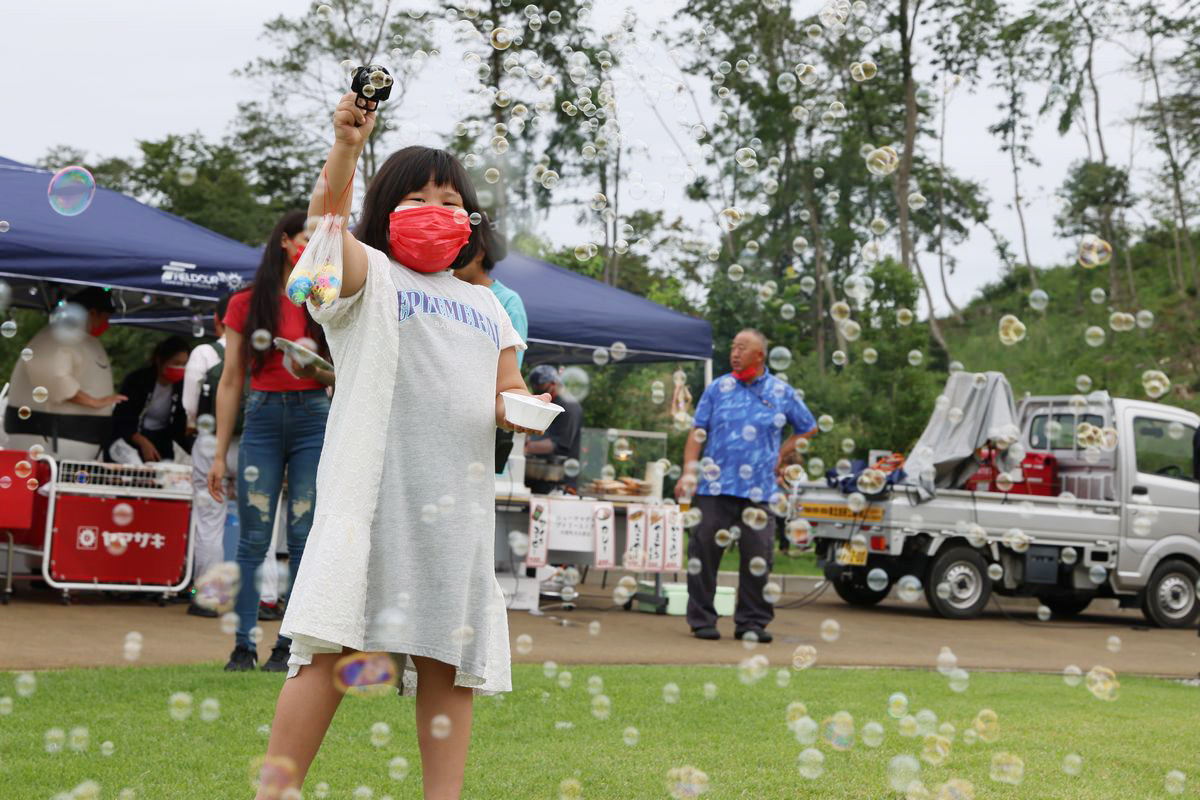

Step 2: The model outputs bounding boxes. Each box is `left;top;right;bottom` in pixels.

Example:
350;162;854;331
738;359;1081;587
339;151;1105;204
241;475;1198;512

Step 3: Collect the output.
836;545;868;566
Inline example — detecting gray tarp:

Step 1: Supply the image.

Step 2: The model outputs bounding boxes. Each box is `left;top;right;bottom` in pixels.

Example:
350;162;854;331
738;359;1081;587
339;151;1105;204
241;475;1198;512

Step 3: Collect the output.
901;371;1021;499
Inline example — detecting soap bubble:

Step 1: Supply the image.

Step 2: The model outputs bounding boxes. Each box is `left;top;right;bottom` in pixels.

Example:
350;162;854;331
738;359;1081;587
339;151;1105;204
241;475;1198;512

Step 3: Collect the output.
168;691;193;721
1062;753;1083;776
389;755;409;781
47;166;97;217
907;350;923;366
430;714;452;738
819;618;841;642
1028;289;1049;311
972;708;999;742
791;644;818;670
112;502;134;526
1105;634;1121;653
866;568;888;591
662;682;681;704
1164;770;1186;795
1062;664;1083;686
1084;326;1106;347
332;652;399;698
490;27;513;49
887;755;920;792
797;747;825;779
990;752;1025;785
1086;665;1119;701
622;726;639;746
768;346;792;371
897;575;922;602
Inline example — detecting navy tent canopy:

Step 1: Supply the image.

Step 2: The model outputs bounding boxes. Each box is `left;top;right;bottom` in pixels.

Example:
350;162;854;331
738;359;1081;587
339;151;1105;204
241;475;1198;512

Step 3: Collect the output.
0;156;259;326
1;156;711;365
492;251;712;365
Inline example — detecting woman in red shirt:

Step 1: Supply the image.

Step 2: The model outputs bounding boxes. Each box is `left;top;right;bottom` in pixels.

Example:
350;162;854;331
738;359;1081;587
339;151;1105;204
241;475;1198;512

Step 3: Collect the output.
207;209;334;673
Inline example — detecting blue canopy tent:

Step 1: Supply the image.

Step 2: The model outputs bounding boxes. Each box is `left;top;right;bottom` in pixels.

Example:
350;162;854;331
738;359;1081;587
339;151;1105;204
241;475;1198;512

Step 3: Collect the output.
492;251;712;374
0;156;259;330
0;156;712;370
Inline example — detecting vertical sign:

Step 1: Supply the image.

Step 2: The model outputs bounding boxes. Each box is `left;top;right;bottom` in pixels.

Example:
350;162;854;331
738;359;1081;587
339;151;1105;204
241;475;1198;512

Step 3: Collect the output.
526;498;550;567
643;506;665;572
663;506;685;571
624;506;646;570
592;503;616;568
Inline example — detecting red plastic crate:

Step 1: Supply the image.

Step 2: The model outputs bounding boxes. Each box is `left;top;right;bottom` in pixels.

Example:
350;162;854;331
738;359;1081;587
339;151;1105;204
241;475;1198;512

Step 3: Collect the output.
966;451;1059;496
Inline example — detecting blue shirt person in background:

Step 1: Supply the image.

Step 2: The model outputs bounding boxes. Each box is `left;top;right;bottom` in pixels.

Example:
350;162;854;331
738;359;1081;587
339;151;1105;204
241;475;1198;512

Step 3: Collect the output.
454;214;528;366
675;329;817;643
455;215;529;475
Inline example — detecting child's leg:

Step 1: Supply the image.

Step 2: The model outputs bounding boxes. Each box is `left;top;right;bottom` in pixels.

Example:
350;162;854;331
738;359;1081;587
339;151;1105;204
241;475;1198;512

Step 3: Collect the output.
255;651;347;799
412;656;475;800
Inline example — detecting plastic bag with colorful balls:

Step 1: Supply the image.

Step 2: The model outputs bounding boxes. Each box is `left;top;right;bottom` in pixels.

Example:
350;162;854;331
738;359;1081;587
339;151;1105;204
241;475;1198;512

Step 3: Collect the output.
285;213;344;309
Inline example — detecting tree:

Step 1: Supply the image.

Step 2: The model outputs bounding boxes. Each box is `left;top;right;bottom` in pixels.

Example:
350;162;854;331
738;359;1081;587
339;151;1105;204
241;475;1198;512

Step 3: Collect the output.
442;0;592;234
237;0;432;192
1132;2;1198;291
988;11;1046;293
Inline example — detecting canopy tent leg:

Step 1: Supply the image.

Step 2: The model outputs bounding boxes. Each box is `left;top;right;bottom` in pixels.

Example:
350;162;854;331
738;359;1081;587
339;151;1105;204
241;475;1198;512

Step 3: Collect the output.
704;358;713;386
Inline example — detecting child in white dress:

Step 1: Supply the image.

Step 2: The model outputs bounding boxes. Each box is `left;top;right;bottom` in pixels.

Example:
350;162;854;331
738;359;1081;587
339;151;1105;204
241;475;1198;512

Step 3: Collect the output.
252;92;549;800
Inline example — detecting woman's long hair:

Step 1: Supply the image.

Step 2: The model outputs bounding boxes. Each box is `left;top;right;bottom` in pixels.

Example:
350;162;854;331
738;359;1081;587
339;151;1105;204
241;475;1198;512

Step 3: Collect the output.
240;210;330;375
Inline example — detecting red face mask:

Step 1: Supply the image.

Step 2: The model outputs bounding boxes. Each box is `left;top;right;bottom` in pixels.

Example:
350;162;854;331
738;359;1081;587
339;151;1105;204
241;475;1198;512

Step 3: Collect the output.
387;205;472;273
732;362;762;383
163;366;186;384
89;319;110;337
290;244;305;266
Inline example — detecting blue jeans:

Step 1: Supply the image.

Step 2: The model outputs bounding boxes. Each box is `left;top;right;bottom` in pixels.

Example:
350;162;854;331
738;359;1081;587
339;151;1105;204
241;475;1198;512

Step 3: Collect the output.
233;389;329;650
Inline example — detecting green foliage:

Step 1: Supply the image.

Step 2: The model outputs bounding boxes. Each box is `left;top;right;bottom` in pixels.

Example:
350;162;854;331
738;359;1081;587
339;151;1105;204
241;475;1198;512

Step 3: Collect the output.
953;236;1200;411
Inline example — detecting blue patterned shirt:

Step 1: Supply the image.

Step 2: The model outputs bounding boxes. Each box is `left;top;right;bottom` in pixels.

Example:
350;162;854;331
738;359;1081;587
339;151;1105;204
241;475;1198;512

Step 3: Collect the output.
692;370;817;503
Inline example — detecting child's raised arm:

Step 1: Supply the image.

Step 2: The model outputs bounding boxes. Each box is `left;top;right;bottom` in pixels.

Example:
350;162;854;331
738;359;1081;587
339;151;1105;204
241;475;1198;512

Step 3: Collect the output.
309;92;374;297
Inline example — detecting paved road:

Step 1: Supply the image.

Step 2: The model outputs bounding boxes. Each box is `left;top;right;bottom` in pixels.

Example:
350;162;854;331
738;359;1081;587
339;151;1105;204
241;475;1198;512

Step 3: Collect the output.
2;581;1197;677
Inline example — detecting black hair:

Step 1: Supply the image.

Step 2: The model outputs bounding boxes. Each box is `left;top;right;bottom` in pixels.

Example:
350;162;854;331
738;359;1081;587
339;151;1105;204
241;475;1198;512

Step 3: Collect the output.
215;292;232;322
357;146;486;271
72;286;114;312
239;210;329;375
152;335;190;367
479;213;508;272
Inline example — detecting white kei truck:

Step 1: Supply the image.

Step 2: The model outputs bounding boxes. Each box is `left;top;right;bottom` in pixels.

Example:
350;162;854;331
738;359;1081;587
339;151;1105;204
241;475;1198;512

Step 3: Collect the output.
799;372;1200;628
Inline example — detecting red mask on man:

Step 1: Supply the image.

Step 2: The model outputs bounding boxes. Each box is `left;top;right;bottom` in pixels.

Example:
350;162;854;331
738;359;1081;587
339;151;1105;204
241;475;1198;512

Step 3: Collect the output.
289;244;305;266
387;205;472;273
162;366;186;384
88;319;110;337
732;362;762;383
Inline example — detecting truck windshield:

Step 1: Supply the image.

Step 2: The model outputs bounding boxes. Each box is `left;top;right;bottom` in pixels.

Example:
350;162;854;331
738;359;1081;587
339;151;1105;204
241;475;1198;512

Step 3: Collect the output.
1029;413;1104;450
1133;417;1197;482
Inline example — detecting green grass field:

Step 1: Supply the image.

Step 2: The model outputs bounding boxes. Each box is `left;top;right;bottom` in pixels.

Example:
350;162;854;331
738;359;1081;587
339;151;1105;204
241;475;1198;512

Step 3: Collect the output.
2;663;1195;799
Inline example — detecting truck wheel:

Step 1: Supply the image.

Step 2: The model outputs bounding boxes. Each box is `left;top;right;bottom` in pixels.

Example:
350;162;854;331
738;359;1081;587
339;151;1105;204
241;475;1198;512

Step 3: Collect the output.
1036;595;1092;619
925;547;990;619
831;576;890;607
1142;559;1200;628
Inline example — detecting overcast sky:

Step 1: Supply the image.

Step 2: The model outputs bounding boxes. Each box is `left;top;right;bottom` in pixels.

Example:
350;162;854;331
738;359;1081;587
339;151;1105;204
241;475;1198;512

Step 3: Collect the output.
0;1;1154;318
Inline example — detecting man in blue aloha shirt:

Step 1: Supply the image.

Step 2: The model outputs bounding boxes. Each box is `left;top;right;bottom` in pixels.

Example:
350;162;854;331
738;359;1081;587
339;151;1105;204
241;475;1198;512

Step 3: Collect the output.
675;329;817;642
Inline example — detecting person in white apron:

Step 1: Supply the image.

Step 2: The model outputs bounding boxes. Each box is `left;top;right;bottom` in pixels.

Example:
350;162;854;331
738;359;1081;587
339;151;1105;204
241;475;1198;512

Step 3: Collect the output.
4;287;125;460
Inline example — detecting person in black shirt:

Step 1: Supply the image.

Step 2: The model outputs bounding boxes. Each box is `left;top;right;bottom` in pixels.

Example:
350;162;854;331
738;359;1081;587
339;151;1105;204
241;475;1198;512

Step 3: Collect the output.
108;336;195;463
525;364;582;492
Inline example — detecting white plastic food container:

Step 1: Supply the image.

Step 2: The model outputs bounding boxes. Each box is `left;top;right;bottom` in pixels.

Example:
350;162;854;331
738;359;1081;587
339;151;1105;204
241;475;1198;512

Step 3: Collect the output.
500;391;564;433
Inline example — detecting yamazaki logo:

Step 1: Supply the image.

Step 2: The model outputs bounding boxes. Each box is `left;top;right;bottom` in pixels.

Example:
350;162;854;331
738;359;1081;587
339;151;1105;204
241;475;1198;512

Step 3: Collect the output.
75;526;167;551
